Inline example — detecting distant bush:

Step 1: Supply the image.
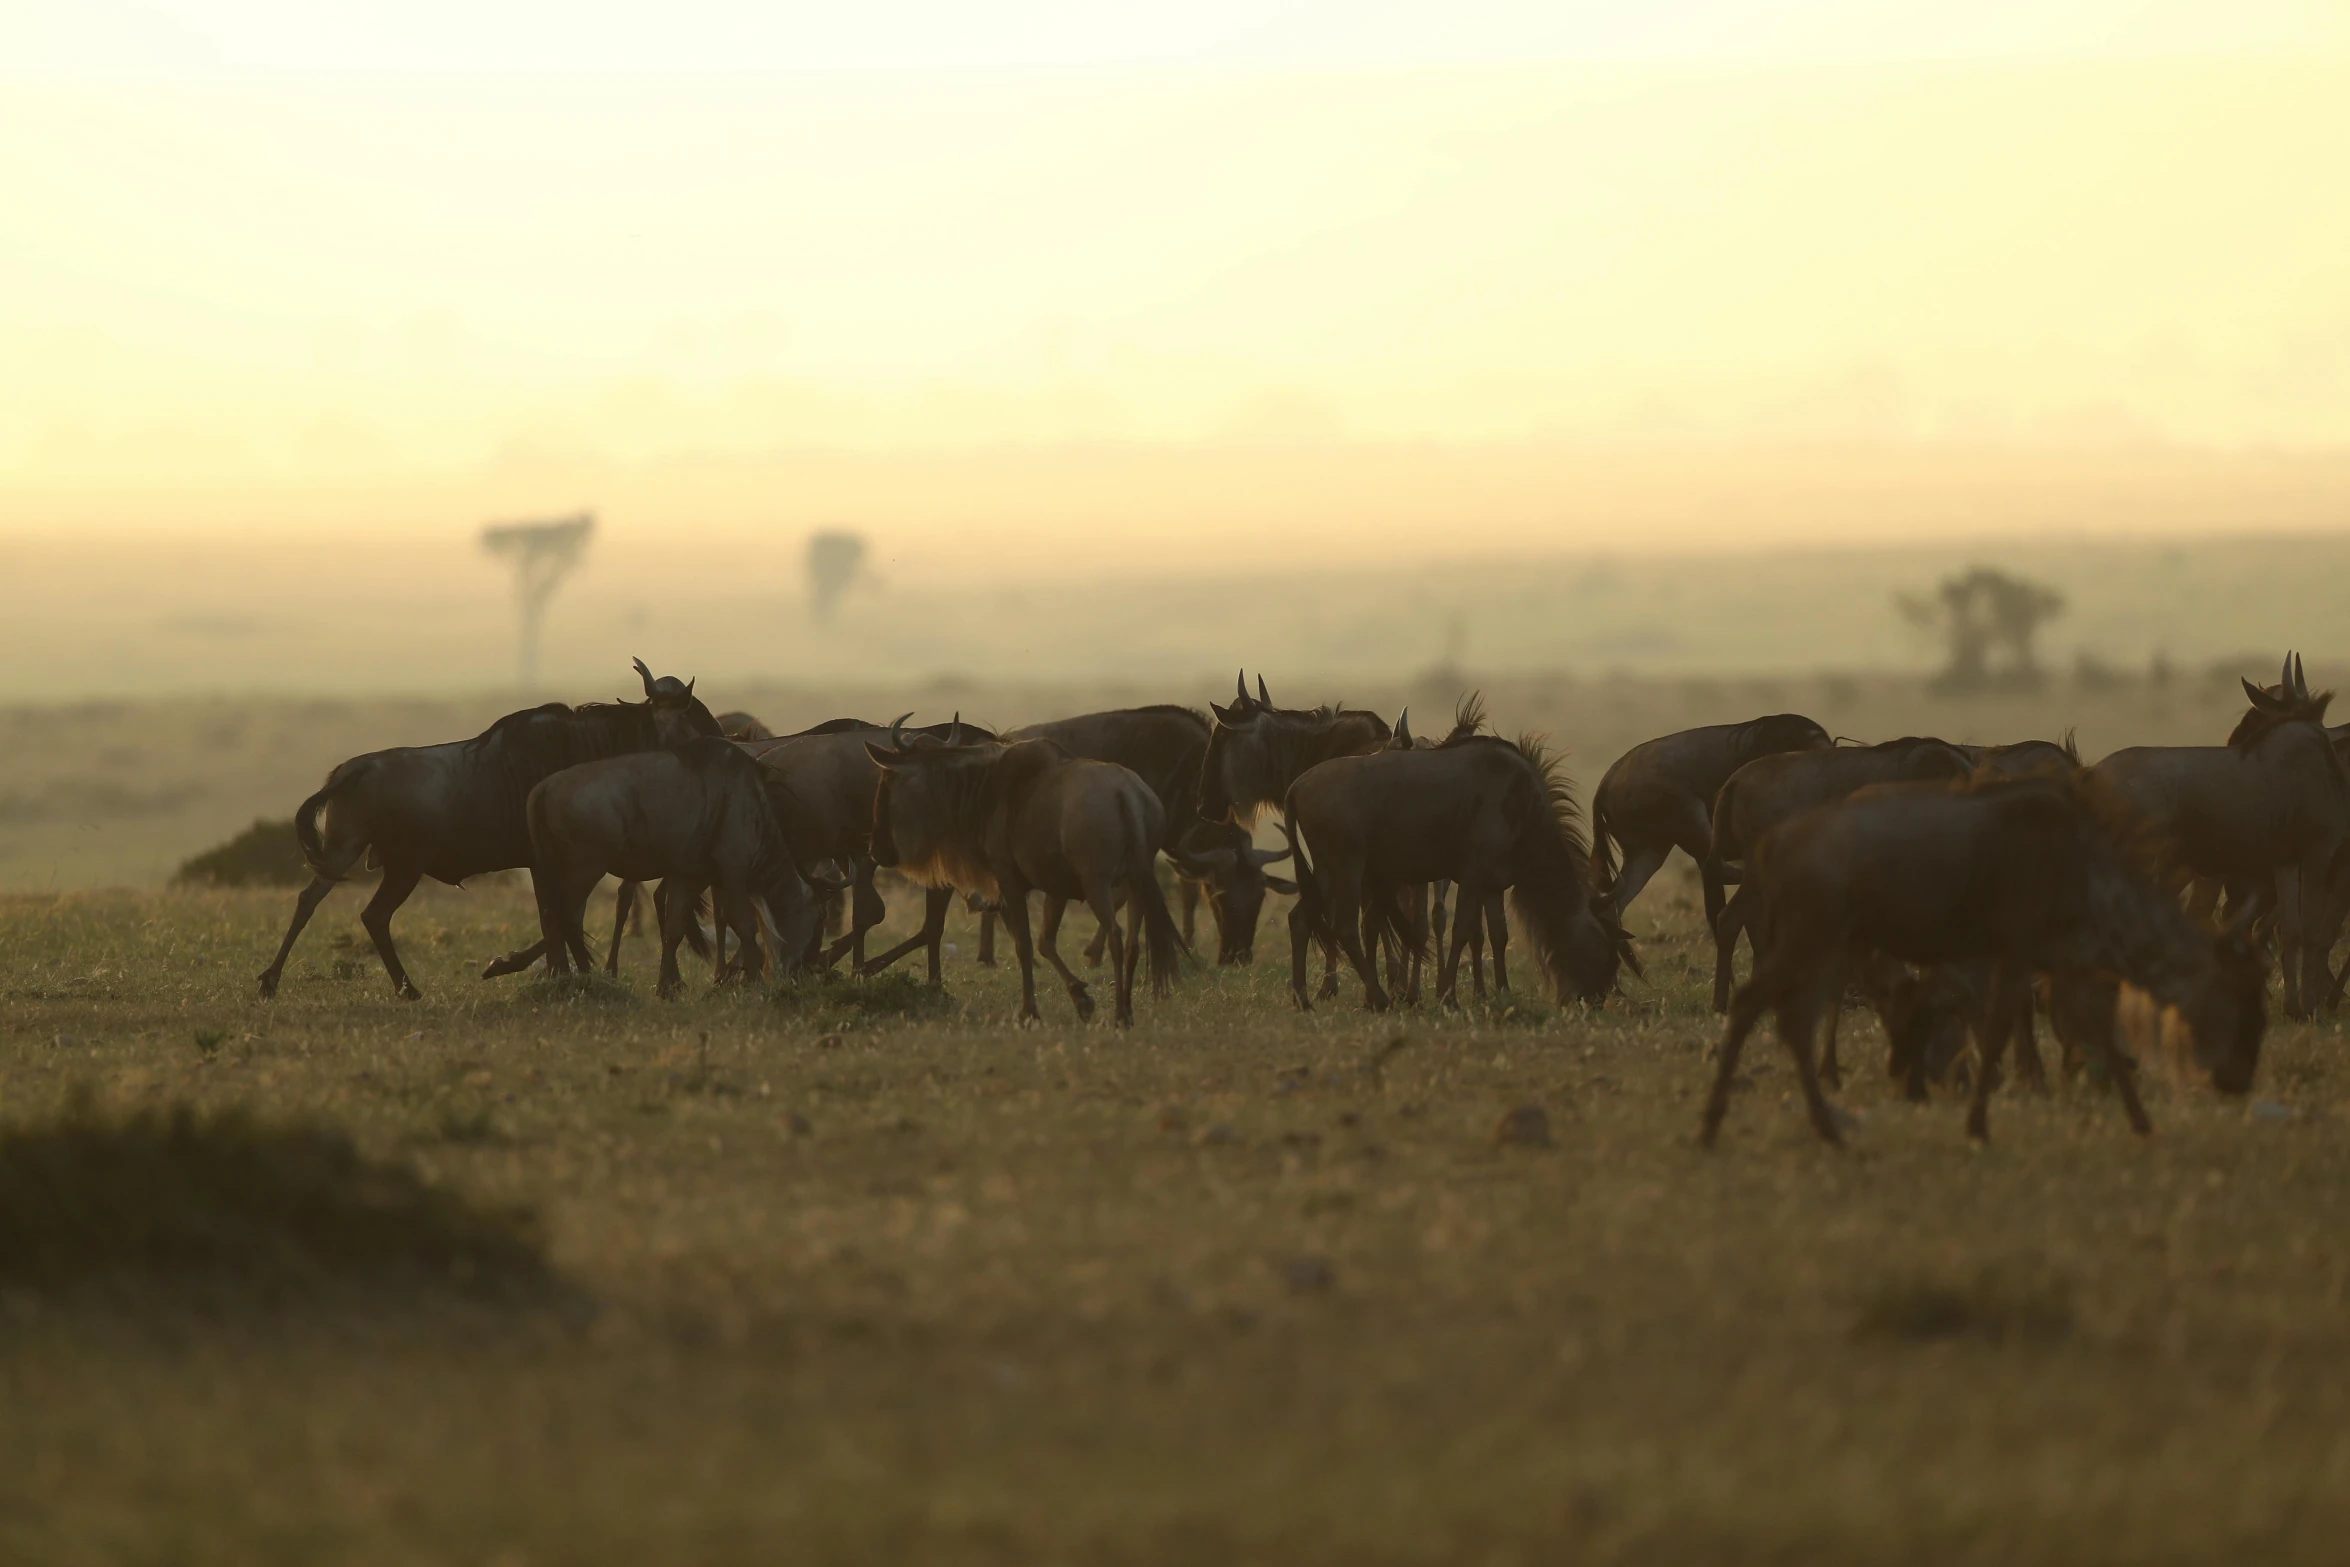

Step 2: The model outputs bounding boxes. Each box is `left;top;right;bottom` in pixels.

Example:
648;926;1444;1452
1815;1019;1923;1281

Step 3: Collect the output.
173;818;308;888
0;1100;559;1310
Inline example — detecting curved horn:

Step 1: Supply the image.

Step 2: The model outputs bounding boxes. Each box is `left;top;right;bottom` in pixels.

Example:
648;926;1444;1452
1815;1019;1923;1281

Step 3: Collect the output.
889;714;910;751
948;710;965;745
1256;674;1271;708
633;657;657;698
683;678;695;697
1235;669;1250;706
2281;653;2296;695
2295;651;2309;700
1393;707;1411;746
1245;844;1291;866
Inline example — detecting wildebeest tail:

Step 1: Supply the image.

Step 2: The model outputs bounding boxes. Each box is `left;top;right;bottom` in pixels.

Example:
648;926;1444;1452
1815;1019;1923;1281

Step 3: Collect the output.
1116;788;1185;996
1510;735;1637;1004
1588;793;1620;893
294;762;365;881
1279;809;1331;945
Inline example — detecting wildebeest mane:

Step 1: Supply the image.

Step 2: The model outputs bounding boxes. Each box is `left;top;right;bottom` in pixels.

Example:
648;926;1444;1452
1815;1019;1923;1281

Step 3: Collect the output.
1442;691;1488;745
466;700;684;801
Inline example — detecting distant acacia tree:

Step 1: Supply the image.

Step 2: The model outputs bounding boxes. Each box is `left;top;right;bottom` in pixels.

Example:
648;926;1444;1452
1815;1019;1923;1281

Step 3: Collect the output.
806;530;869;622
1897;566;2065;694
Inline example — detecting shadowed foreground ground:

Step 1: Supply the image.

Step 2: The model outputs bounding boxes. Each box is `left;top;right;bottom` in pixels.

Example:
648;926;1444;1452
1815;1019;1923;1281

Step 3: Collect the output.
5;875;2350;1565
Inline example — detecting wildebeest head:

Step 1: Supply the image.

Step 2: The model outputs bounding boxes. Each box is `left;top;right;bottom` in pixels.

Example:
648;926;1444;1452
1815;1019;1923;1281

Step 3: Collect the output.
2155;927;2269;1096
863;723;1001;893
630;657;724;744
1200;670;1389;825
2232;651;2333;746
1169;821;1295;964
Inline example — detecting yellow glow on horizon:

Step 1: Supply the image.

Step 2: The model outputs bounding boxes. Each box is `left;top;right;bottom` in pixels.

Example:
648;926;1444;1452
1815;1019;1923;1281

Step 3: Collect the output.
2;2;2347;552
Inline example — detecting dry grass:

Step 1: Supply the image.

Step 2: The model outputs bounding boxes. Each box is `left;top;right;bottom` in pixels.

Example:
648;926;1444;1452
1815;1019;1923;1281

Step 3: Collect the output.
6;864;2350;1565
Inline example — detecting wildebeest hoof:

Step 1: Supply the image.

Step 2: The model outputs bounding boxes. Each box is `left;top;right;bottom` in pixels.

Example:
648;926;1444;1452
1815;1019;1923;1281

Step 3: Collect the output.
397;983;423;1001
1318;977;1341;1000
1068;984;1096;1022
256;973;279;1000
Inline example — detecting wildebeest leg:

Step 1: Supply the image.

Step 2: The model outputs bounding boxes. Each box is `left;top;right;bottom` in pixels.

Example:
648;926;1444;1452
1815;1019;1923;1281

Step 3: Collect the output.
1964;968;2024;1143
1288;900;1317;1011
1087;879;1134;1026
999;887;1043;1024
655;880;698;998
823;858;886;970
1177;876;1201;948
1318;935;1344;1001
1485;893;1510;994
1437;880;1478;1006
2278;863;2314;1020
1120;891;1145;1021
1401;885;1428;1006
1711;883;1753;1014
258;874;338;999
2006;966;2049;1093
1431;879;1451;977
1779;966;1846;1149
856;886;955;984
1035;895;1096;1023
1329;875;1390;1012
1609;841;1671;923
604;880;638;976
2084;991;2154;1136
360;865;426;999
977;906;997;967
1701;963;1780;1147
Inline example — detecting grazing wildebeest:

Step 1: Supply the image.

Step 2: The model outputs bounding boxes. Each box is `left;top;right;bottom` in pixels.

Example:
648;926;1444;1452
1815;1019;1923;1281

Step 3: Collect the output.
1281;730;1635;1011
526;737;832;997
2091;654;2349;1017
978;705;1293;967
1701;772;2267;1149
1589;712;1832;924
1703;736;1975;1011
865;734;1182;1025
257;661;721;1000
1199;673;1395;995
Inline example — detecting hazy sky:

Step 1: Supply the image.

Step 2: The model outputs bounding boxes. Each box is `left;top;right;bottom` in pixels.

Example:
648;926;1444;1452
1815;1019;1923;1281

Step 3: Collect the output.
3;1;2347;562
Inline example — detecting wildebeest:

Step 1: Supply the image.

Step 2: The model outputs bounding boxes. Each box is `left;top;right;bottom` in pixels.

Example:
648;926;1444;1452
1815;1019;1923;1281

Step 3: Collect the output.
1199;673;1396;996
2091;653;2349;1017
866;734;1182;1025
982;705;1294;967
736;715;995;984
526;737;832;997
257;660;721;1000
1589;712;1832;923
1702;771;2266;1149
715;711;774;741
1704;736;1976;1011
1281;729;1635;1011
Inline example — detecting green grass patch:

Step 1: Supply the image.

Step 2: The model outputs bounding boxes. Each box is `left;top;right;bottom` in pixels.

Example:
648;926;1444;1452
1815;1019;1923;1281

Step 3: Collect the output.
770;969;960;1030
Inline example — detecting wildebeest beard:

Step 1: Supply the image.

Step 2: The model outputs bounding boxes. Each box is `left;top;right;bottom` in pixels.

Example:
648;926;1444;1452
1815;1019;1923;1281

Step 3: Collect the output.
876;749;1004;899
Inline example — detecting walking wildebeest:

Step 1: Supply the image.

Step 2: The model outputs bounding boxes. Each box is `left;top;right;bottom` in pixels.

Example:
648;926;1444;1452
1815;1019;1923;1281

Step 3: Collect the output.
978;705;1293;967
1281;729;1635;1011
2091;654;2349;1018
865;733;1183;1025
526;737;833;997
257;660;722;1000
1589;712;1832;924
1704;736;1976;1011
1701;771;2267;1149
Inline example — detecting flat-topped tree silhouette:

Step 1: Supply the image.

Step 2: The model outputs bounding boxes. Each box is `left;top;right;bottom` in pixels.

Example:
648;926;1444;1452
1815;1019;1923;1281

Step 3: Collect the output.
1897;566;2065;694
482;513;594;689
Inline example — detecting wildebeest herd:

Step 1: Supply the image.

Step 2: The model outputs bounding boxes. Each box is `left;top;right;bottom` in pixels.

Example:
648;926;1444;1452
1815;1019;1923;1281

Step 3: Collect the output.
262;654;2350;1147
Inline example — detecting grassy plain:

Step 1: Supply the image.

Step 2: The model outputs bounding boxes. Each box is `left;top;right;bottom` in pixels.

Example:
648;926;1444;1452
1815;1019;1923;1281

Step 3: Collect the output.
7;671;2350;1564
